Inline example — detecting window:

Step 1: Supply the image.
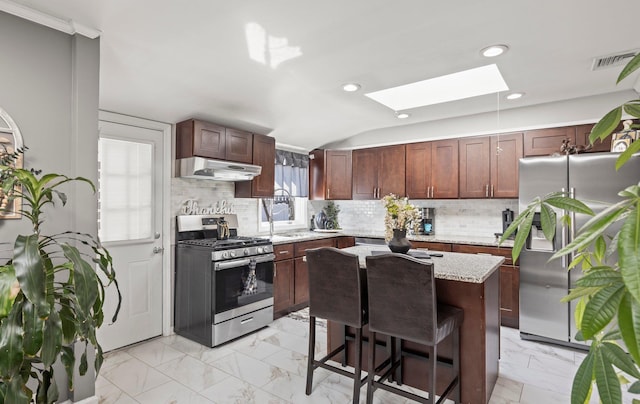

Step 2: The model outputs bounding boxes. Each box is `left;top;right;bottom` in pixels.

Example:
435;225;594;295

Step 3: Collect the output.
258;150;309;232
98;137;154;242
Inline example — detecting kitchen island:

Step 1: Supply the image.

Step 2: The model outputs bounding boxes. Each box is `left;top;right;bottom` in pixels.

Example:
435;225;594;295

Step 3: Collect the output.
328;245;504;404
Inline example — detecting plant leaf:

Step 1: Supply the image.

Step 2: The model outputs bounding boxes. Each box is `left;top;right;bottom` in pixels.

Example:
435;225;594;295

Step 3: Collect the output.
540;203;557;241
619;206;640;303
79;348;88;376
562;286;601;302
5;373;30;404
553;207;627;260
545;196;594;215
582;284;625;340
629;380;640;394
579;198;633;234
0;265;19;319
60;346;75;391
21;300;43;356
594;235;607;263
62;244;99;318
41;310;62;368
572;348;595;404
624;102;640;118
617;53;640;83
594;345;623;404
512;209;535;262
0;301;24;377
12;234;49;318
602;341;640;379
616;137;640;171
590;107;622;144
576;267;622;288
618;292;640;365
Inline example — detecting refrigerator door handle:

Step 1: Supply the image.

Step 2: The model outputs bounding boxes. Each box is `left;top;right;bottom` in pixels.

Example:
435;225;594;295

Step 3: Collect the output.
561;187;567;269
569;187;576;263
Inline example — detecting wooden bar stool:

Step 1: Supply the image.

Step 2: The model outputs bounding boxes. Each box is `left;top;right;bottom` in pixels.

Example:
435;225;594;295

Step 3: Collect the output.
365;253;463;404
305;247;368;404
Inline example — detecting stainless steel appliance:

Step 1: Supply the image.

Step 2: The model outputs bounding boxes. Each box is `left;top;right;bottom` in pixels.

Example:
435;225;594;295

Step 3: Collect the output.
177;156;262;181
519;152;640;347
419;207;435;235
174;214;274;347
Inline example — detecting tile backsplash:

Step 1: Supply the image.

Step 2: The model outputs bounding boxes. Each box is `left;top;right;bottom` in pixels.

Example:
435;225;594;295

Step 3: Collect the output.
171;178;517;240
311;198;519;237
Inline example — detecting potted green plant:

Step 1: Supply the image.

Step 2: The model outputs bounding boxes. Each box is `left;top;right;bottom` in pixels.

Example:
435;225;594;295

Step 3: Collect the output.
501;54;640;403
0;149;121;403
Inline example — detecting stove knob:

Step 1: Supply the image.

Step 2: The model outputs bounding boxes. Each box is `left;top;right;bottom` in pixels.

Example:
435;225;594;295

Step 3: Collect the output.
244;249;250;256
229;251;236;258
222;251;229;259
257;247;264;254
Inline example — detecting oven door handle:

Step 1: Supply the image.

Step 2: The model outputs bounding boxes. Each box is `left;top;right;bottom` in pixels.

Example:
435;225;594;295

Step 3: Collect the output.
214;254;275;271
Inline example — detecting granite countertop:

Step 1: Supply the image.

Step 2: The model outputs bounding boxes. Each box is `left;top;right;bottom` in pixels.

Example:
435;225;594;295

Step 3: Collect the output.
269;230;514;248
340;245;504;284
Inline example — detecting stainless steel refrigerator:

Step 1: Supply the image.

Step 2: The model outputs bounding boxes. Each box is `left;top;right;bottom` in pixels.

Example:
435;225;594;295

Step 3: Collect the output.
519;152;640;346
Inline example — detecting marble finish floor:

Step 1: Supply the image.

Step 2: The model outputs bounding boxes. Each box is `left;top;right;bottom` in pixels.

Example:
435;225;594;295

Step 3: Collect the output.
96;312;635;403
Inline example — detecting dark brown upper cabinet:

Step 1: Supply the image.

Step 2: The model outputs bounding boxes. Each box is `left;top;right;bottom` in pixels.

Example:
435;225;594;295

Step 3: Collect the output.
235;134;275;198
523;127;574;157
459;133;522;199
352;145;405;200
405;139;459;199
574;123;612;152
176;119;253;163
309;149;352;200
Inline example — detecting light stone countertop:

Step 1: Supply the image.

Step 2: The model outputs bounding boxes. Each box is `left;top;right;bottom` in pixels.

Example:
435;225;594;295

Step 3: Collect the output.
340;245;504;284
269;230;514;248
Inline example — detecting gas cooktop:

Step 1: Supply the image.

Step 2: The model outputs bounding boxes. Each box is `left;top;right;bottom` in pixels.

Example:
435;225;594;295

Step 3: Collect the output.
178;236;271;250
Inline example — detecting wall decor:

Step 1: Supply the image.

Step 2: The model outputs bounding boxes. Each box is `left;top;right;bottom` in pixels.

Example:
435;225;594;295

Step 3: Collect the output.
610;119;637;152
0;107;24;219
181;198;236;215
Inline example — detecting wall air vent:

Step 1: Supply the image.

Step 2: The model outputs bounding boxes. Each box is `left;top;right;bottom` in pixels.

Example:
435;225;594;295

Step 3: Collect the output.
592;50;639;71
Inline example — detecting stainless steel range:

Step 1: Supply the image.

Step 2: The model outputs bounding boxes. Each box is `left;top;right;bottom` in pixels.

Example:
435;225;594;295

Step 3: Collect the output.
174;214;274;347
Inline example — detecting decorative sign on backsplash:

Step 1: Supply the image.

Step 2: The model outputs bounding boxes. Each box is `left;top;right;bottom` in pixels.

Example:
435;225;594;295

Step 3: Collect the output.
182;199;235;215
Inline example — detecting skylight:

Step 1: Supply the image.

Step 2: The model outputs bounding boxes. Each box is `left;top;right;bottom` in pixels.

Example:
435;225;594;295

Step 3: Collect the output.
365;64;509;111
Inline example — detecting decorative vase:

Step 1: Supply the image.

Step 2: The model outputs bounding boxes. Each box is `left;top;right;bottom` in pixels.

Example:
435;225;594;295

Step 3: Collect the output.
388;228;412;254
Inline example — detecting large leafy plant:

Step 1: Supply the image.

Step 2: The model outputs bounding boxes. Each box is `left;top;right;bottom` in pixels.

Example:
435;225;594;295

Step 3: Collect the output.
501;54;640;404
0;150;120;403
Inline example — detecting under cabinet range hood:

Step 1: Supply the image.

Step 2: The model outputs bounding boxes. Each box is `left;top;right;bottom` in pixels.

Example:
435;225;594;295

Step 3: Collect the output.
177;157;261;181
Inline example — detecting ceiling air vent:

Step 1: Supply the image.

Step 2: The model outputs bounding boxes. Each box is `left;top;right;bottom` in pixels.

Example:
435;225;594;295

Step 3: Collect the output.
592;50;639;71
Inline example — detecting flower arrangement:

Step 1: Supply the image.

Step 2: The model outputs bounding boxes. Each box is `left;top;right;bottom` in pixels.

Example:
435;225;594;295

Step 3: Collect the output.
382;193;420;241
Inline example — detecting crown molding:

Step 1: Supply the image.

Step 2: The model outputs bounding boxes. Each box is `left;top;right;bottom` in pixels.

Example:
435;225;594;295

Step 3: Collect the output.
0;0;100;38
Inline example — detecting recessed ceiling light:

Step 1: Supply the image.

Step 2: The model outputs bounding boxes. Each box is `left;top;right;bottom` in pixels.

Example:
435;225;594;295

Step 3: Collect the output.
365;64;509;111
396;112;410;119
506;92;524;100
481;45;509;58
342;83;361;92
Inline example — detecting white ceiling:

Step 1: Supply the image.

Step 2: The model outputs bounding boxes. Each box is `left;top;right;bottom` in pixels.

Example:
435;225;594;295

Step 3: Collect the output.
6;0;640;151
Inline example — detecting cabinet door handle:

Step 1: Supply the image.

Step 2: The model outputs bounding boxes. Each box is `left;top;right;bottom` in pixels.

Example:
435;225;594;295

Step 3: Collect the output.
431;186;434;199
274;266;277;277
491;184;494;198
327;188;330;199
485;184;489;198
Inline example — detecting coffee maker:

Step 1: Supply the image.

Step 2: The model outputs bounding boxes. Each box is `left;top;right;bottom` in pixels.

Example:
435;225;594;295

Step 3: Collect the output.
501;208;516;239
419;208;435;235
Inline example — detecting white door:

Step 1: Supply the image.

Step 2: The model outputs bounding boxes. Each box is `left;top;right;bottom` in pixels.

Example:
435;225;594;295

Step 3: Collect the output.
96;120;164;351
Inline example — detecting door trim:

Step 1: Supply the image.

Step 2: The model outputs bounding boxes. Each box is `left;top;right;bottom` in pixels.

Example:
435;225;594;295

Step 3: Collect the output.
98;110;172;336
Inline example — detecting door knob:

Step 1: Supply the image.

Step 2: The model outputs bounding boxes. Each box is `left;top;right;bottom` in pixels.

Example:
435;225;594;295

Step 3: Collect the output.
153;247;164;254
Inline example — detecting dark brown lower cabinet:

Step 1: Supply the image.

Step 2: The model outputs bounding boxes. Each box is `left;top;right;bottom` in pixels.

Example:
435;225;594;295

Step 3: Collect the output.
451;244;519;328
411;241;452;252
500;264;520;328
293;257;309;306
273;259;294;314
